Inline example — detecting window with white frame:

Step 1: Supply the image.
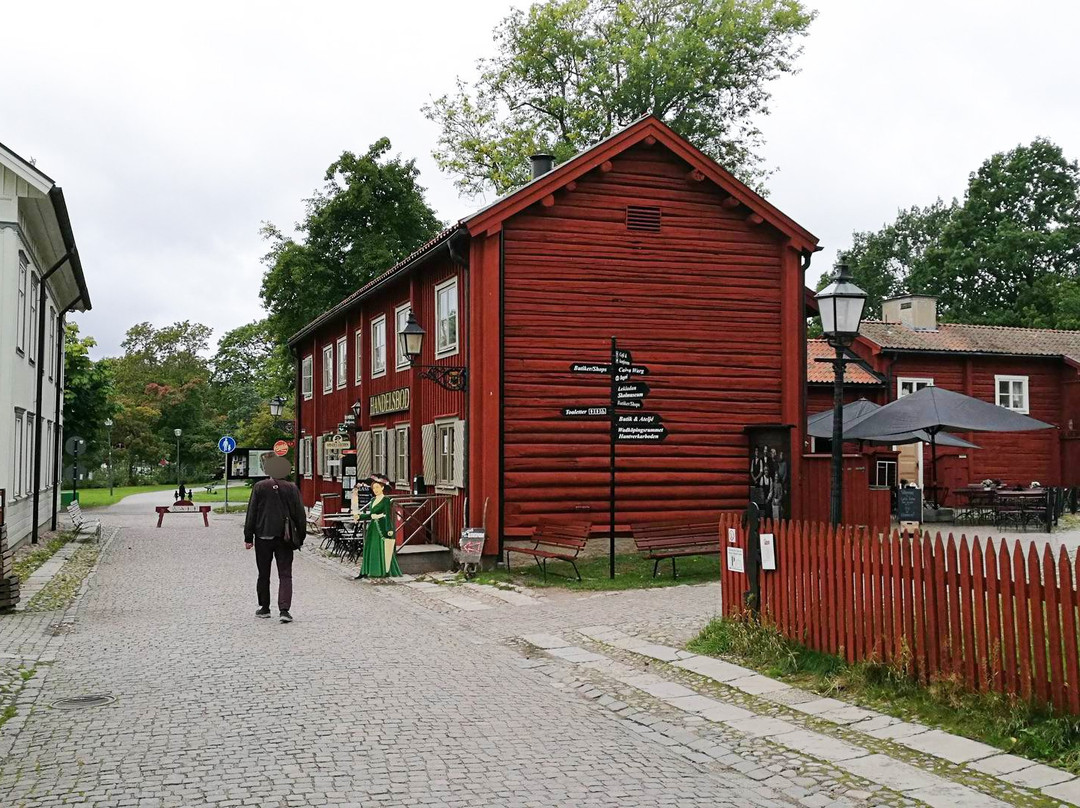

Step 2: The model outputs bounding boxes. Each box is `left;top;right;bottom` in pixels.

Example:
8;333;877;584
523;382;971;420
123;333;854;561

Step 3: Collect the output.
395;304;411;371
371;315;386;377
48;306;56;380
301;355;314;399
14;411;24;496
897;377;933;398
336;336;347;389
302;436;313;478
46;421;53;489
322;344;334;393
16;253;27;354
435;419;459;488
395;424;410;486
435;278;459;358
372;427;387;475
354;329;363;385
996;375;1029;413
29;273;39;364
24;413;34;494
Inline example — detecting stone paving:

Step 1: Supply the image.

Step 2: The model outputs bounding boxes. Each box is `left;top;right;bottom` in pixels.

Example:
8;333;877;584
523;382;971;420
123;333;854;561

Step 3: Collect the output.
0;506;1070;807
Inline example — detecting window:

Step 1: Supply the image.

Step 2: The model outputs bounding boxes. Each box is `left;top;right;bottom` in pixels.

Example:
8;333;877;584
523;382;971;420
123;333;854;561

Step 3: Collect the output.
299;436;313;478
16;253;27;354
48;306;56;380
996;375;1029;414
875;459;898;489
897;377;933;398
29;273;39;364
435;278;459;358
372;427;387;475
371;315;386;377
301;356;314;399
46;421;54;489
336;336;347;389
24;413;34;495
14;412;24;497
435;419;463;488
322;344;334;394
354;329;363;385
395;424;410;487
395;304;412;371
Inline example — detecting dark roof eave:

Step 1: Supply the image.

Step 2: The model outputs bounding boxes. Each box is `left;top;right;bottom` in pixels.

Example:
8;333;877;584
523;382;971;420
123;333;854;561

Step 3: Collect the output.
47;186;91;312
874;346;1070;361
286;225;466;347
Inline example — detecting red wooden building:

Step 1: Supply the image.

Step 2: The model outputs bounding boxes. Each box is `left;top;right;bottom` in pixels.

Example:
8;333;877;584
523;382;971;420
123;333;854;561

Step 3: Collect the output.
806;294;1080;505
289;116;820;556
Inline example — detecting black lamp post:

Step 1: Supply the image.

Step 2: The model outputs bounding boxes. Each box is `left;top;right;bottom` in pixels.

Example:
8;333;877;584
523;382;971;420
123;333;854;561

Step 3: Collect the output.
173;428;182;488
104;418;114;498
398;311;467;391
815;259;867;526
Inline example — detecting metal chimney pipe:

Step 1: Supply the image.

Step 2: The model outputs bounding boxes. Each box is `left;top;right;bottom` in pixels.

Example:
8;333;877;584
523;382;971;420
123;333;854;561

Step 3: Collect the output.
530;154;554;179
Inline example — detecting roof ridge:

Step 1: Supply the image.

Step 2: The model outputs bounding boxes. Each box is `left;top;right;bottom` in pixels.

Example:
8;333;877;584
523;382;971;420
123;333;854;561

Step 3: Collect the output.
863;318;1080;337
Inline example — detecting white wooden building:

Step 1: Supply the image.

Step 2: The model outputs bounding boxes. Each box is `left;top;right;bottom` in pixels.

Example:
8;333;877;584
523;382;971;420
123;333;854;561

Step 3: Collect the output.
0;142;91;547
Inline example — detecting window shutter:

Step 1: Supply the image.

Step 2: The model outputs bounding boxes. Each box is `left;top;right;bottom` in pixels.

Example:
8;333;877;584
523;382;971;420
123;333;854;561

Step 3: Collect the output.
385;428;397;481
356;431;372;479
316;435;325;478
422;423;436;482
452;419;465;488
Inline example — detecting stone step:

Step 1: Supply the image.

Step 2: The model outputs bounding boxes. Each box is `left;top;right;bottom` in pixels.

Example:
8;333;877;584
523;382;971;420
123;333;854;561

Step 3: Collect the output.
396;543;453;574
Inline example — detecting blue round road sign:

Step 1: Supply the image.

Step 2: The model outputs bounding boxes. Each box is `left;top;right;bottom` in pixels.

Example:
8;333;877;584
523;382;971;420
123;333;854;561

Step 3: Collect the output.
218;436;237;454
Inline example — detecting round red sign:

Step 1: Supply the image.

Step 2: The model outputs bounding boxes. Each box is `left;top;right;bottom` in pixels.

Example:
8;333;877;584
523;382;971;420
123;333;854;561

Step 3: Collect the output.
273;440;290;457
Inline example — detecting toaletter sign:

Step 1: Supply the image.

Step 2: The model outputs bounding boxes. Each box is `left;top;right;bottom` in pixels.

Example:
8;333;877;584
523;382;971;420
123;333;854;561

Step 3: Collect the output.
370;387;410;417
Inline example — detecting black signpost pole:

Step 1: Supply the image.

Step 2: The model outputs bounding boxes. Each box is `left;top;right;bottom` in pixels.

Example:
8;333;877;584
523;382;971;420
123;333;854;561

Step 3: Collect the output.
609;336;617;580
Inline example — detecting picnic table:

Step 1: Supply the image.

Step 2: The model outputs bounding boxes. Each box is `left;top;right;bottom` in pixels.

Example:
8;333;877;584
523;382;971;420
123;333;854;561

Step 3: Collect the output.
953;486;1053;531
155;503;212;528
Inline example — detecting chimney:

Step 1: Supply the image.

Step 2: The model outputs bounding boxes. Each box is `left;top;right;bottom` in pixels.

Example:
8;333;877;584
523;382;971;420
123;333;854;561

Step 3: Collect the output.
882;294;938;331
530;154;554;179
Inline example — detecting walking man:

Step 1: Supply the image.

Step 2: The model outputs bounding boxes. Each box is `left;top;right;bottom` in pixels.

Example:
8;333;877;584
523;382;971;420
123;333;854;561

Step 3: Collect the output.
244;454;306;623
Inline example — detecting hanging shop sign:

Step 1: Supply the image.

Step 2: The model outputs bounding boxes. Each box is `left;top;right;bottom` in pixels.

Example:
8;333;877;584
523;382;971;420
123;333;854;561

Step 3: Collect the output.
561;406;609;418
370;387;410;418
325;436;352;451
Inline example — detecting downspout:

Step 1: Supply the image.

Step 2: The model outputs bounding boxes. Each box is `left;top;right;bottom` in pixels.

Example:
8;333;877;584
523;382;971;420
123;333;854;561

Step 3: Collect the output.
31;250;78;545
446;229;470;528
50;307;75;531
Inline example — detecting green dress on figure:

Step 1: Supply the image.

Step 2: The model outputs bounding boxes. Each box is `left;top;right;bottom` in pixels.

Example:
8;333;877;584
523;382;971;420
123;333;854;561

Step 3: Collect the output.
359;494;401;578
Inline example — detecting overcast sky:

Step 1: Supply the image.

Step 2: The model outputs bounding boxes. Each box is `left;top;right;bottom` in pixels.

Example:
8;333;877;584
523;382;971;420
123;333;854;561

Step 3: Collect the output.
5;0;1079;359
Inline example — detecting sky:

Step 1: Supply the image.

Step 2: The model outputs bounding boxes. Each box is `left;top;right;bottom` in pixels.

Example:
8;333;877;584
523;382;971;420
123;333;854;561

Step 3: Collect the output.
5;0;1079;359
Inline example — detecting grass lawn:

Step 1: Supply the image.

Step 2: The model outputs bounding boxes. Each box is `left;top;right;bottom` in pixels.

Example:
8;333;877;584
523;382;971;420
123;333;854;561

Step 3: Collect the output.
472;551;721;591
689;617;1080;775
70;482;250;509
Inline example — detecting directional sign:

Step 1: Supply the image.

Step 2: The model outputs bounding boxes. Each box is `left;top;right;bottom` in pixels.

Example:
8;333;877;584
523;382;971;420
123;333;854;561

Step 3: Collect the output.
614;349;632;366
614;366;649;382
64;436;87;457
615;399;643;410
561;406;609;418
569;363;611;375
616;413;663;426
616;382;649;398
616;424;668;442
218;436;237;454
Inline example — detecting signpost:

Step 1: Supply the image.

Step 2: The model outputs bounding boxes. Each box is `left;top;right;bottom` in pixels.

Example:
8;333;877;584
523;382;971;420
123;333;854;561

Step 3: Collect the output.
64;436;87;503
564;338;666;578
218;436;236;512
273;440;290;457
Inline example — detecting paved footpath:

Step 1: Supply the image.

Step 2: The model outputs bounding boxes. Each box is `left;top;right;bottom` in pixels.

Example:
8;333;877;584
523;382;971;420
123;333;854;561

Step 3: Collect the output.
0;505;1063;807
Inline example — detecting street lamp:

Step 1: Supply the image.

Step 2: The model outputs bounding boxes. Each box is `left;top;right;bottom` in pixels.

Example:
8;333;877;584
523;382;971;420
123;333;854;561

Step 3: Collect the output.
398;311;467;391
173;428;182;488
104;418;114;498
815;259;868;526
269;396;286;417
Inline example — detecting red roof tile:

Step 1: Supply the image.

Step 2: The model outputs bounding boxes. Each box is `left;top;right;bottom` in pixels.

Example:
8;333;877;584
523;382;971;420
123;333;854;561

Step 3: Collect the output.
807;340;881;385
858;320;1080;358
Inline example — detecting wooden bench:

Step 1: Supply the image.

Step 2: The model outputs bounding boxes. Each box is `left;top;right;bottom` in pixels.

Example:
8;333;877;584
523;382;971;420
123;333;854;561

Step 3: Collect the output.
67;502;101;537
155;503;212;528
632;522;720;578
306;502;324;535
504;520;591;581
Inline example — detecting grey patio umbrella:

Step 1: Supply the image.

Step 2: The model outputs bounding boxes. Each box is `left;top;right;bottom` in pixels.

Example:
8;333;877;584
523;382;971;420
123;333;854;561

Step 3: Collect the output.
808;398;978;448
844;386;1054;505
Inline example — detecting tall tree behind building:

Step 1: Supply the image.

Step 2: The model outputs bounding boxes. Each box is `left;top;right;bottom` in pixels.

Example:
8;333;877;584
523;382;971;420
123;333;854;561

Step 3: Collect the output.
423;0;815;195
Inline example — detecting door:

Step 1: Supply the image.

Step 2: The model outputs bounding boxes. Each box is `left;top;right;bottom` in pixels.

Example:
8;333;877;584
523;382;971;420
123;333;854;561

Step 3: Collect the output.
896;378;934;488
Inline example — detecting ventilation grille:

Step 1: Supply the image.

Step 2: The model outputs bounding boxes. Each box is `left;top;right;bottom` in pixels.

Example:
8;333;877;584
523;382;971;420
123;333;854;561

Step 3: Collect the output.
626;205;661;232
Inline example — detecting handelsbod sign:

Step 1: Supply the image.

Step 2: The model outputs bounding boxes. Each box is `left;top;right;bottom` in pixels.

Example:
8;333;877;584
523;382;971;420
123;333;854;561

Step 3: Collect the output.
370;387;410;417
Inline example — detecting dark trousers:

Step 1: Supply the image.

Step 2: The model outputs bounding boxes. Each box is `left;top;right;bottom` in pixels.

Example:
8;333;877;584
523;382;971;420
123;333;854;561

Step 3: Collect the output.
255;538;294;611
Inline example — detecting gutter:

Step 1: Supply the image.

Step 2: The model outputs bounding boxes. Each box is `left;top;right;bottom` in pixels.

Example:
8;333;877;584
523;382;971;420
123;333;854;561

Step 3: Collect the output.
48;187;91;312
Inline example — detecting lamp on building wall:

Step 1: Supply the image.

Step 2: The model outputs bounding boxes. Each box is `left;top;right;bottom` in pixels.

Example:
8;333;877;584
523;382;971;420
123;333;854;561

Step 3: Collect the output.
269;396;286;417
398;311;467;391
815;259;868;526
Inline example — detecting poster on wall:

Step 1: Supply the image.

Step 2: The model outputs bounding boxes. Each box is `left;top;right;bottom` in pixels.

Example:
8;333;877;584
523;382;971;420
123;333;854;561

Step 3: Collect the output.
227;448;275;480
746;425;792;521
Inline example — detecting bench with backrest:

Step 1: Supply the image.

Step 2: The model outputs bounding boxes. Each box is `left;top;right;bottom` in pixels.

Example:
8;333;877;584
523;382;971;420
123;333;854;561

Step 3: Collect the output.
504;520;591;582
67;501;101;537
632;521;720;578
307;501;324;535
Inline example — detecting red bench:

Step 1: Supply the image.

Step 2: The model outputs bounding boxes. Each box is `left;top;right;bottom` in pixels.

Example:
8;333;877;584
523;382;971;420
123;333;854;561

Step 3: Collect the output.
155;502;212;528
504;520;591;582
632;522;720;578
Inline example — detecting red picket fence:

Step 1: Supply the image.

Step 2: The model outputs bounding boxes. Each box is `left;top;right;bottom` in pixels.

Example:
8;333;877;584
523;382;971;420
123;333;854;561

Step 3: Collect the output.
718;516;1080;715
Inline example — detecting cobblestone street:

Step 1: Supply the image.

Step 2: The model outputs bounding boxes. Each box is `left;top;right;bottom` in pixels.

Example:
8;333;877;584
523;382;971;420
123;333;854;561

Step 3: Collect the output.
0;502;1068;807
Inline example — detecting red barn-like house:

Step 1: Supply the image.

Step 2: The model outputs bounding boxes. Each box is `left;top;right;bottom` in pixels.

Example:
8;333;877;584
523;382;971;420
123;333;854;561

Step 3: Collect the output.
289;116;819;557
808;294;1080;505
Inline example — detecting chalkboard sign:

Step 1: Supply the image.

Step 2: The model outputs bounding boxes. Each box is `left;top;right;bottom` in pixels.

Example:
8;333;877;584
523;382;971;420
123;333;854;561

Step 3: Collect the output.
897;487;922;523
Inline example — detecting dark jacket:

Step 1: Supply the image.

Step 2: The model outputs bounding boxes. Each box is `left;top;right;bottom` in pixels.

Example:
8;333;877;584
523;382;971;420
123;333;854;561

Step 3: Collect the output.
244;478;307;544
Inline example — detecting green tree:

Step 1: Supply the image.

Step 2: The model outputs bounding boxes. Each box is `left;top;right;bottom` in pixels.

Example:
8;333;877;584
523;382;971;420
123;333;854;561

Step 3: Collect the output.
912;138;1080;326
62;322;115;466
260;138;443;346
423;0;815;195
834;200;958;318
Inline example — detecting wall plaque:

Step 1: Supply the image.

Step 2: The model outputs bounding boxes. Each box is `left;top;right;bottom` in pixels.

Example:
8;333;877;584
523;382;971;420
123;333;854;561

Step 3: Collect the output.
370;387;410;418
